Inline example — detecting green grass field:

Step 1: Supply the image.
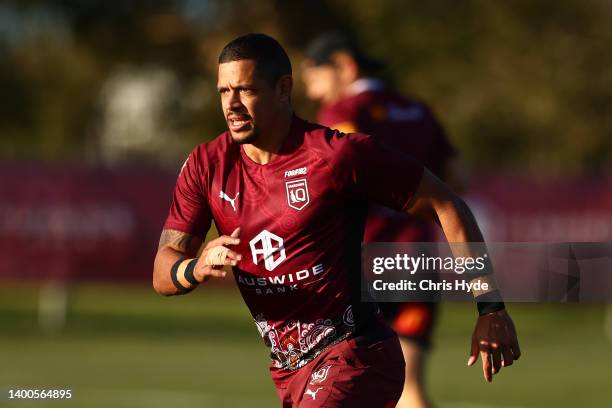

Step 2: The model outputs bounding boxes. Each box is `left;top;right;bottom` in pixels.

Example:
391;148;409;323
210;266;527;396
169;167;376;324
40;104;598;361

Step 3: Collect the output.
1;282;610;407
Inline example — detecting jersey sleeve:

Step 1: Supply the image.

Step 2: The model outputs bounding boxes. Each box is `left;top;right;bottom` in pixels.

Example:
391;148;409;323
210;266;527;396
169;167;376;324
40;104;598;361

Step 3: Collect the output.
336;132;424;212
318;103;359;133
163;146;212;239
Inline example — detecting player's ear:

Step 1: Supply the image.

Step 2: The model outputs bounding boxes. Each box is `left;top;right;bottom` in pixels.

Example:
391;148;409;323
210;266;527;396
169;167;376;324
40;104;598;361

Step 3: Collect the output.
333;52;359;84
277;75;293;103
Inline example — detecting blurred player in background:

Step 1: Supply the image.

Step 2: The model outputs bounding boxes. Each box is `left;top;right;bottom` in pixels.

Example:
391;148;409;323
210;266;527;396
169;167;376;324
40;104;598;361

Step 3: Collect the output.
302;32;467;408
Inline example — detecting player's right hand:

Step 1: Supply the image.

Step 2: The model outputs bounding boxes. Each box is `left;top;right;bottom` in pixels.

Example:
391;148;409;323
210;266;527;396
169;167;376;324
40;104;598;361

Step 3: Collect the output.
193;227;242;282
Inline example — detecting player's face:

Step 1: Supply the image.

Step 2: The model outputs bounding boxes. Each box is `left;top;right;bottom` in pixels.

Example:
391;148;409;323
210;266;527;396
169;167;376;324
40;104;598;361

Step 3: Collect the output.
217;59;287;144
301;60;341;103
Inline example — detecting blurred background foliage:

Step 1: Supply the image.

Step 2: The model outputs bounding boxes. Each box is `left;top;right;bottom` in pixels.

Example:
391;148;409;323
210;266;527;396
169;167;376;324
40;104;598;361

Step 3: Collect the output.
0;0;610;175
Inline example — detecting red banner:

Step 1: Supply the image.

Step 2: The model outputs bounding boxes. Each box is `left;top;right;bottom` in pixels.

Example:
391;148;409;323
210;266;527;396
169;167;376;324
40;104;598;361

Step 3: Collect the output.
0;164;176;282
2;166;611;282
466;175;612;242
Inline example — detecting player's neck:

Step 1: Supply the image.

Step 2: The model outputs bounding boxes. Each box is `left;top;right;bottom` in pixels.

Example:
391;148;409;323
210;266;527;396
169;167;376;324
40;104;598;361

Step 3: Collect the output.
242;110;293;165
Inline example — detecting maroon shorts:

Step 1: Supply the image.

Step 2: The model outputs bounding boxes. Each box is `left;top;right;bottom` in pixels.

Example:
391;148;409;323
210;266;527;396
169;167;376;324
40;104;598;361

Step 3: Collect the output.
271;335;405;407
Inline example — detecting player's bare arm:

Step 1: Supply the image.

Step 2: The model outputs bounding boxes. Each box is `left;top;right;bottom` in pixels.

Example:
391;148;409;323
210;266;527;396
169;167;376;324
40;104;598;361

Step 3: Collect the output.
406;169;521;383
153;228;242;296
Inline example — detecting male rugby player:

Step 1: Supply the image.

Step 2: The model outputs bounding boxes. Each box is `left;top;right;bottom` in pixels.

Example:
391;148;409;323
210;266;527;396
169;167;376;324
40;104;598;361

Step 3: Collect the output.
153;33;520;408
302;32;465;408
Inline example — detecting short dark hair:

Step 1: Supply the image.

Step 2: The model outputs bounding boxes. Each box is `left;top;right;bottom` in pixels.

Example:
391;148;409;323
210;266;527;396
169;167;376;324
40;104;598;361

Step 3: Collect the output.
305;32;383;75
218;33;292;83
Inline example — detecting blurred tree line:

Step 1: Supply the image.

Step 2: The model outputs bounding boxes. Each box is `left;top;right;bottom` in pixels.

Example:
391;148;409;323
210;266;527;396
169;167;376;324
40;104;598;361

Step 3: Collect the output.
0;0;610;176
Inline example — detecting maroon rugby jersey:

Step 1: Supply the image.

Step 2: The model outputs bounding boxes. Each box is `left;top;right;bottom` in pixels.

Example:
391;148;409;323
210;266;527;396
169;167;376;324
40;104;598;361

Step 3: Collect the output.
318;79;456;242
163;116;423;373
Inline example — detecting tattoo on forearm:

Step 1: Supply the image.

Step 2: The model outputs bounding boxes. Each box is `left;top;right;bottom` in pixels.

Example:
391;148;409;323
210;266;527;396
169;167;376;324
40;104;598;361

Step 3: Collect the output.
158;229;195;252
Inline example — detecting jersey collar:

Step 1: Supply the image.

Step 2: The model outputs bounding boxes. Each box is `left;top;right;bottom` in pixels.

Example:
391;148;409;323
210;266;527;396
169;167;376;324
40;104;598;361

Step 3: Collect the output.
348;78;385;96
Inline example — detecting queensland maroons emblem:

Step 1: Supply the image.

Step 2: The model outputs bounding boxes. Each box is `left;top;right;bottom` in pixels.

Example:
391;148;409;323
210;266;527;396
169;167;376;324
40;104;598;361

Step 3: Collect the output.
285;178;310;211
310;364;331;385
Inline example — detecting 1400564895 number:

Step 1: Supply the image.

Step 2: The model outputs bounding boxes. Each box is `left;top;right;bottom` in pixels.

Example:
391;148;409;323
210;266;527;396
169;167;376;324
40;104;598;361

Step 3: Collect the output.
7;389;72;400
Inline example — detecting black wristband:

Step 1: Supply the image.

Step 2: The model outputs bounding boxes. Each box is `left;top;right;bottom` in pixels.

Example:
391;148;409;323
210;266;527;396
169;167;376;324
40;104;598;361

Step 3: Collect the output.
183;258;199;286
475;290;505;316
170;258;193;294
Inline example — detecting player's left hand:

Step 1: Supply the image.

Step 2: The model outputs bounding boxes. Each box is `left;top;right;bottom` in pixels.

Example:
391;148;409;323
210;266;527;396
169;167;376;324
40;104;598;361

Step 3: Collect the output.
467;309;521;383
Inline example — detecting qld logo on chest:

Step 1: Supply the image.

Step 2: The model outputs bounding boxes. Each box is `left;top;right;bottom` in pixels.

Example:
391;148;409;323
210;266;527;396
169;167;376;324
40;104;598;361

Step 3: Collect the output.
285;178;310;211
